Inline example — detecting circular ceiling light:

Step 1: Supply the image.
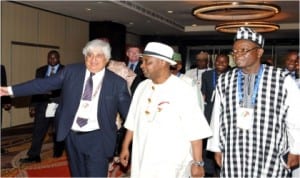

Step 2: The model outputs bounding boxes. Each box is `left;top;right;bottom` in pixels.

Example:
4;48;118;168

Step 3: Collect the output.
193;2;280;21
215;21;280;33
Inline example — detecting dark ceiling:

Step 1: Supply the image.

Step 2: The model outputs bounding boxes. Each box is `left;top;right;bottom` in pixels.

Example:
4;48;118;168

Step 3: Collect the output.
17;1;299;42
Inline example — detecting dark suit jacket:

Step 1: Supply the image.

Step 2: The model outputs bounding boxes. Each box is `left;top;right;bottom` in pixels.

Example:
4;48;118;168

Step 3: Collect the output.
132;61;144;78
201;69;216;124
31;65;64;108
12;63;131;157
129;61;146;93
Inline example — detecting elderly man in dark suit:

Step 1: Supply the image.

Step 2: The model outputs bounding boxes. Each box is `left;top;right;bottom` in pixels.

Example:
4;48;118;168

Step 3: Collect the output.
0;39;131;177
20;50;65;163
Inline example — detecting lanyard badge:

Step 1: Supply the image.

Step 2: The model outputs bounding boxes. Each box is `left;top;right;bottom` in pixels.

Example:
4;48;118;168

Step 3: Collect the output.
237;107;254;130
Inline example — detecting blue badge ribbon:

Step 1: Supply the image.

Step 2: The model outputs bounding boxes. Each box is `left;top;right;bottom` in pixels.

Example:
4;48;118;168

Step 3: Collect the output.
237;65;264;106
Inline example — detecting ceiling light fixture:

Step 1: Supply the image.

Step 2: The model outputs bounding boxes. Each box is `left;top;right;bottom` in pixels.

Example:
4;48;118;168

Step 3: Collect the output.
193;2;280;21
215;21;280;33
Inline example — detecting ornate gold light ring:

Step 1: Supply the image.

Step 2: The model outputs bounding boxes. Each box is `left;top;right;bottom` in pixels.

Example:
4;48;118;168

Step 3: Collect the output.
193;2;280;21
215;22;280;33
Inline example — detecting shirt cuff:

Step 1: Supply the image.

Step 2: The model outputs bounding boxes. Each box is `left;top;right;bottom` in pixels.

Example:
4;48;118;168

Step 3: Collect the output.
206;137;221;152
7;86;14;96
290;143;300;154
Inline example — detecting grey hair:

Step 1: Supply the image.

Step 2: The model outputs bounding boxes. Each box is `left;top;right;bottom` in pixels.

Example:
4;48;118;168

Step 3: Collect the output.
82;39;111;60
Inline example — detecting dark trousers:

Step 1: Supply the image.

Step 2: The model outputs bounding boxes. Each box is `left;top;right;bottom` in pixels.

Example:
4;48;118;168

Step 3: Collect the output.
66;130;109;177
28;104;64;157
203;139;220;177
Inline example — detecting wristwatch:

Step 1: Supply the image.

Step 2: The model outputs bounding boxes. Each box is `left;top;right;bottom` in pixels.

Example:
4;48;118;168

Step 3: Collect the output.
192;161;205;167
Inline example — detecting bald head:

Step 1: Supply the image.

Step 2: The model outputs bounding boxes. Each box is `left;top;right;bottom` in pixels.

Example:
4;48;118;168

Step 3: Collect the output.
196;51;209;69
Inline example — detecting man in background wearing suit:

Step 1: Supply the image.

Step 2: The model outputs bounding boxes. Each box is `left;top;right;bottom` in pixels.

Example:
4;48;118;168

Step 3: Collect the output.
126;45;146;93
201;54;230;124
201;53;230;177
0;39;131;177
283;51;298;80
20;50;65;163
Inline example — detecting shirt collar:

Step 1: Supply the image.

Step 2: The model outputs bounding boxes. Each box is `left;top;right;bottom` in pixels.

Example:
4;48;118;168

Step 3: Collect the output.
86;68;105;80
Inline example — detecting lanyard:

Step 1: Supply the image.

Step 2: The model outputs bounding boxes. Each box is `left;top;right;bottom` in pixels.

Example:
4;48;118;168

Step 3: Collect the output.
237;65;264;105
92;80;103;99
212;70;217;89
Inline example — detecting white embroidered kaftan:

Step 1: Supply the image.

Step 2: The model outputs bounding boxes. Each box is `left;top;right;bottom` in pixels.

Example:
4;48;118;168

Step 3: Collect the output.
124;75;212;178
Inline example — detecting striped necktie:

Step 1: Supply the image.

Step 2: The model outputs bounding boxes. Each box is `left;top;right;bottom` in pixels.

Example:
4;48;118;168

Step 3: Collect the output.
81;72;94;100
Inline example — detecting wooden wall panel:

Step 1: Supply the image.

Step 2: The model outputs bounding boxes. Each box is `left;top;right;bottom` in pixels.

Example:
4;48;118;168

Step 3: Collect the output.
5;45;38;127
1;2;88;128
2;2;38;43
38;11;66;46
2;45;59;128
1;2;38;78
62;18;89;64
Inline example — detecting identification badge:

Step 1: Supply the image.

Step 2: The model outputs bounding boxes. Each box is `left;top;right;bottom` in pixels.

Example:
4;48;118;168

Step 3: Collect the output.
77;100;92;119
45;103;59;117
237;107;254;130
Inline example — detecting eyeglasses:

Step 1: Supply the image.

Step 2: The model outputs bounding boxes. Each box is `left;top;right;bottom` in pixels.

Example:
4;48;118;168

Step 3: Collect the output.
231;47;259;56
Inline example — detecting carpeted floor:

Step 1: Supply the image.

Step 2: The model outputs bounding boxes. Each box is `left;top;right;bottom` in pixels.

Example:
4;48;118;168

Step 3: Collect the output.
1;123;129;177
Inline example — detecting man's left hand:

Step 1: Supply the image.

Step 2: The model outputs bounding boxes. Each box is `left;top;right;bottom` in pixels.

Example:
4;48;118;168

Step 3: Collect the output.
288;153;299;169
191;165;204;178
3;104;11;111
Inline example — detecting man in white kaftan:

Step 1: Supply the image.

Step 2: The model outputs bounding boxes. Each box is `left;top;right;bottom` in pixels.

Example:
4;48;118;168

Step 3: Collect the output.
125;75;211;178
120;42;212;178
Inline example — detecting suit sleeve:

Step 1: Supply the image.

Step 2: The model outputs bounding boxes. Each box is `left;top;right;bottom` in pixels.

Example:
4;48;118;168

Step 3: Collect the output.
30;68;42;107
117;79;132;123
12;69;64;98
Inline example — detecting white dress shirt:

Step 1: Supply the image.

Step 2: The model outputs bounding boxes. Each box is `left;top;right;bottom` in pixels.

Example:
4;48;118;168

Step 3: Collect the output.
71;69;105;132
